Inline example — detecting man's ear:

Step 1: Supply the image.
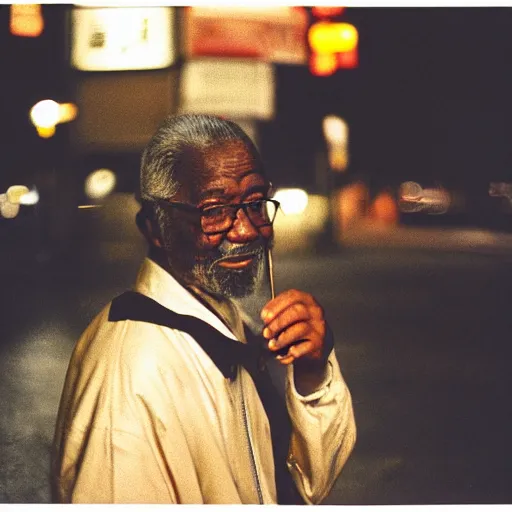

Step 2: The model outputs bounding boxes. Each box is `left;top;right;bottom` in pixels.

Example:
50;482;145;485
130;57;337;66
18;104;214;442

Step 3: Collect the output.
145;217;163;248
136;209;163;248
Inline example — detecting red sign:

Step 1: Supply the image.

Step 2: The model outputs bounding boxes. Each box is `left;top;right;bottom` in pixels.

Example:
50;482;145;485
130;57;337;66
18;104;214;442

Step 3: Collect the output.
338;48;358;69
184;7;308;65
311;7;346;19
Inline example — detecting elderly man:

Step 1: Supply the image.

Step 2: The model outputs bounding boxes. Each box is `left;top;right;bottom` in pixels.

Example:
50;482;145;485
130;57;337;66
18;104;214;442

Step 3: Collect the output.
52;114;356;504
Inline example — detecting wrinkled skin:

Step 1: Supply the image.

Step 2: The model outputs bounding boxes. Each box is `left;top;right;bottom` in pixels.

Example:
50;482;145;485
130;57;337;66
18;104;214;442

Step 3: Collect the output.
145;140;331;389
156;140;272;298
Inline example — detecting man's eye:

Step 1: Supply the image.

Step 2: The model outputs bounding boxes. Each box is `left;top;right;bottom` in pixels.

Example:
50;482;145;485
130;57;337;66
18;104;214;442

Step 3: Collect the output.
202;205;227;218
247;200;264;212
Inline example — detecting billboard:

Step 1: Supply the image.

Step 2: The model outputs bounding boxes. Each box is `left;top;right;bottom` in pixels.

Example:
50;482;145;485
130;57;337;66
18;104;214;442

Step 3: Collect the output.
183;7;308;65
71;7;176;71
179;59;275;120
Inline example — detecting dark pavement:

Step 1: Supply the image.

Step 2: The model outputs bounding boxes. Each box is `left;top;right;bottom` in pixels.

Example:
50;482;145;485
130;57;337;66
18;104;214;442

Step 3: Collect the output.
1;207;512;504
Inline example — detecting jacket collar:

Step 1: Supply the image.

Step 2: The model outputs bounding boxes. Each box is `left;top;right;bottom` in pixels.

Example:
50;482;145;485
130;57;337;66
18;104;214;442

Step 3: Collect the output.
133;257;239;342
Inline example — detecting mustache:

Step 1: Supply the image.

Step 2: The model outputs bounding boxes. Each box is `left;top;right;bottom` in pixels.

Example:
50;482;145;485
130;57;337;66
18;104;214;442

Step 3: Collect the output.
206;239;266;271
218;238;266;257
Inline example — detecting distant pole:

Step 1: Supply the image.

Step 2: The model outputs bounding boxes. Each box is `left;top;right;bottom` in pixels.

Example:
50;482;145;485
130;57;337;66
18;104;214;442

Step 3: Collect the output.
322;115;349;249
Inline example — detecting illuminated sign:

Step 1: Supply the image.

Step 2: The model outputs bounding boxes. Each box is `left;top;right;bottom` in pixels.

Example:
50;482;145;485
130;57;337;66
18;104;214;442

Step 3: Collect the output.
184;7;308;65
10;4;44;37
180;60;275;120
71;7;175;71
311;7;346;18
308;21;358;54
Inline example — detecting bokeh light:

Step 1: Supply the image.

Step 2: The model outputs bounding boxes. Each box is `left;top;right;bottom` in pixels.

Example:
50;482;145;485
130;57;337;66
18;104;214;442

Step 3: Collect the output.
19;188;40;206
7;185;30;205
274;188;309;215
30;100;60;129
84;169;117;200
308;22;358;54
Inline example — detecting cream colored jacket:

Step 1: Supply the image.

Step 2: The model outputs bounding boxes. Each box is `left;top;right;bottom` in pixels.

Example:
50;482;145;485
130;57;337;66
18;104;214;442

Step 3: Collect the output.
52;258;356;504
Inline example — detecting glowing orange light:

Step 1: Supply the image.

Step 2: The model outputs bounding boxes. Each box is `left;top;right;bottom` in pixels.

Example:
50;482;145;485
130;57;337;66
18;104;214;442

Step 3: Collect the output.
308;21;358;54
311;7;346;18
370;191;399;225
310;52;337;77
338;48;359;69
10;4;44;38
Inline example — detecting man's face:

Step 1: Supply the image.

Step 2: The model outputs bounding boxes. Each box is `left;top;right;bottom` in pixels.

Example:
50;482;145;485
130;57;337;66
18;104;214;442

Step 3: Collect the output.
159;140;274;298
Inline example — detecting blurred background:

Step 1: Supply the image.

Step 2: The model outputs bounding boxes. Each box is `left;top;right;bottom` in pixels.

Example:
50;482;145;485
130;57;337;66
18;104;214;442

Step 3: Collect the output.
1;4;512;505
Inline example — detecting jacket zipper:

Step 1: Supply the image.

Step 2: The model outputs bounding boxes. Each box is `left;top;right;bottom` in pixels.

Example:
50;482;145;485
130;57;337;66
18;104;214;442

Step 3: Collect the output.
240;372;264;504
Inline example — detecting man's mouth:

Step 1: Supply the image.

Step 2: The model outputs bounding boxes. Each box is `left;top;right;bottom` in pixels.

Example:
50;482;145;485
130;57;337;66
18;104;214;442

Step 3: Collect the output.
216;253;256;269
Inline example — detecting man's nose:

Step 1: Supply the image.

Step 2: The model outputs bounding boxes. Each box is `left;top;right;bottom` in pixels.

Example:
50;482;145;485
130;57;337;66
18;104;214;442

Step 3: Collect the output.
226;207;259;243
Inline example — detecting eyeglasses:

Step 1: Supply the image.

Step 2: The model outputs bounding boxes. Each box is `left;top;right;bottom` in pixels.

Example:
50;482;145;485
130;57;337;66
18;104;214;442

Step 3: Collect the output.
147;197;280;235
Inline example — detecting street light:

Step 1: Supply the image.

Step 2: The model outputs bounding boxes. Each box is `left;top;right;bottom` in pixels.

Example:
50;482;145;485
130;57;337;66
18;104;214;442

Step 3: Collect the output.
29;100;78;138
322;115;349;172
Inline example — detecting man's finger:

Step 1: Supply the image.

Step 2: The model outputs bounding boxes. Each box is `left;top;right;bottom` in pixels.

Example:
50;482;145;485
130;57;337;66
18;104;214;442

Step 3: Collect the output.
261;289;318;324
276;353;295;365
288;339;317;360
263;302;310;340
268;321;310;350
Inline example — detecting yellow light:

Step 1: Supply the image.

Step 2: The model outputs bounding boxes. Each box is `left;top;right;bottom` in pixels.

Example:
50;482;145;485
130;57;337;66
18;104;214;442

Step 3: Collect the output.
58;103;79;124
7;185;30;205
10;4;44;38
274;188;309;215
0;195;20;219
30;100;78;138
1;202;20;219
30;100;60;129
84;169;117;200
308;22;358;54
310;52;337;76
35;125;56;138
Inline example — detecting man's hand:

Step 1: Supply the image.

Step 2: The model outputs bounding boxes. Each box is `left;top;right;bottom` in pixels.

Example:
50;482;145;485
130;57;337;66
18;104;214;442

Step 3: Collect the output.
261;289;331;367
261;289;333;394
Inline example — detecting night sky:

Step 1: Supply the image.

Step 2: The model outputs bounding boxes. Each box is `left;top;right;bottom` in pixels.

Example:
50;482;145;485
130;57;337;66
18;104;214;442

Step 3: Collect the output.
2;6;512;200
266;8;512;193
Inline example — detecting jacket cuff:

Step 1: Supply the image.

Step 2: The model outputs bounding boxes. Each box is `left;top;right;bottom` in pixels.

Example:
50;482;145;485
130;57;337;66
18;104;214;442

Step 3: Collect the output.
287;350;335;402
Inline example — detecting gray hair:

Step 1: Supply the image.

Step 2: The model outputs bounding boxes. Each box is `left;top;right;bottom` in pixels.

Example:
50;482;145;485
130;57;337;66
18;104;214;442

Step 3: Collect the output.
140;113;260;203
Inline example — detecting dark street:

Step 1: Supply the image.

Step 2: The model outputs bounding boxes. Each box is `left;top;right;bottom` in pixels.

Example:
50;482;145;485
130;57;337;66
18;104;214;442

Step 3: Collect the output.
2;4;512;506
1;203;512;504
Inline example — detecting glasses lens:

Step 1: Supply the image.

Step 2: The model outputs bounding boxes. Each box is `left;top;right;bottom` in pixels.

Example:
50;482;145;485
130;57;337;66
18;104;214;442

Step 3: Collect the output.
201;205;233;234
200;200;278;234
246;199;277;226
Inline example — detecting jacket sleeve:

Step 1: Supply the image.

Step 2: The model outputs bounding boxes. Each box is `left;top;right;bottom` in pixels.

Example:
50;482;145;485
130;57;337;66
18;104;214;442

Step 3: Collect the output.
285;349;356;504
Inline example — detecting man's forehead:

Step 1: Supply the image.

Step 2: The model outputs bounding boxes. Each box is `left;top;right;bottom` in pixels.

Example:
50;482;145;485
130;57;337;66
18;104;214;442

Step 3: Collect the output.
178;140;266;202
202;140;258;177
